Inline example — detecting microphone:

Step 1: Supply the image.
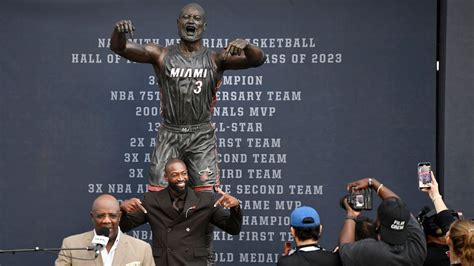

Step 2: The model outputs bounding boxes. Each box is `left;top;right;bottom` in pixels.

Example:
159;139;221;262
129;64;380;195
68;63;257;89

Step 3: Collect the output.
91;227;110;258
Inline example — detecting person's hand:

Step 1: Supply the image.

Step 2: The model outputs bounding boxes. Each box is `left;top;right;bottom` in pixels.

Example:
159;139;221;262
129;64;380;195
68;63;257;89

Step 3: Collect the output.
114;20;135;37
213;186;240;208
346;177;372;191
223;39;249;60
120;198;147;214
421;171;441;200
422;171;448;212
343;198;361;217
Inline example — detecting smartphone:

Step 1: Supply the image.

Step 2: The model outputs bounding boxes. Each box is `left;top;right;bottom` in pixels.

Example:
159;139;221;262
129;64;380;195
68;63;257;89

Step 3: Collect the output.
417;162;432;189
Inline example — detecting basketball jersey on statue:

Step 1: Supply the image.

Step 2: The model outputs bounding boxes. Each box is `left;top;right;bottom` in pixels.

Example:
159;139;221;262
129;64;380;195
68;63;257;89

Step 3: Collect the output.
158;45;223;126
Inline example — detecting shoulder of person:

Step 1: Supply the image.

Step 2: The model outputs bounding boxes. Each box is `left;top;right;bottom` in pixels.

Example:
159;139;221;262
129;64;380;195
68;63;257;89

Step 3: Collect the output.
193;190;214;201
277;253;296;265
143;42;165;51
62;230;93;242
339;238;380;254
144;189;167;198
121;233;150;246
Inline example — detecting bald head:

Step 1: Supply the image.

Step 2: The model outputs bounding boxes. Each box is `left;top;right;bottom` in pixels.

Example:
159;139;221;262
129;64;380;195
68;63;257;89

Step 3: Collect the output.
91;194;120;213
164;158;187;174
90;194;122;241
179;3;206;20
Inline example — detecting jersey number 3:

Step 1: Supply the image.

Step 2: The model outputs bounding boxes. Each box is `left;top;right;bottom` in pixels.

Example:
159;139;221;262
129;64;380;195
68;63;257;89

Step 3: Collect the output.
193;80;203;94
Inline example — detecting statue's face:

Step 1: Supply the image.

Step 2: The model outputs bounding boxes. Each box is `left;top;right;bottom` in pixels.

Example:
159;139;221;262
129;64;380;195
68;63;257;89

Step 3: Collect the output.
177;4;206;43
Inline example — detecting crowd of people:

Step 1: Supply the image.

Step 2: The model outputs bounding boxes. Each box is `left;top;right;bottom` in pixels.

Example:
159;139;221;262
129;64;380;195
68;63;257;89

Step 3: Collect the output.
55;160;473;266
279;173;473;266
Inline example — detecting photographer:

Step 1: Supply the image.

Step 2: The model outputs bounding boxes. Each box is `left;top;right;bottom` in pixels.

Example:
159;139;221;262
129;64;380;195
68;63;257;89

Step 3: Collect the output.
338;178;427;266
419;172;458;266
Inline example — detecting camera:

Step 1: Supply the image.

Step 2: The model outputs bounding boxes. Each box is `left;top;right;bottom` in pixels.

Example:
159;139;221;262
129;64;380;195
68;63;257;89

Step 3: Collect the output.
340;188;373;211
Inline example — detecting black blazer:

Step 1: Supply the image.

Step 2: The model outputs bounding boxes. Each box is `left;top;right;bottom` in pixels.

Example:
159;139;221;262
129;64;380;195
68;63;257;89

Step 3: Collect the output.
277;249;342;266
120;187;242;266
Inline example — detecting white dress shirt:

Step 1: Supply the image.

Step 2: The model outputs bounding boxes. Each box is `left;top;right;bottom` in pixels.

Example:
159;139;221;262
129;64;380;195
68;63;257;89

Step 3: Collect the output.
93;228;122;266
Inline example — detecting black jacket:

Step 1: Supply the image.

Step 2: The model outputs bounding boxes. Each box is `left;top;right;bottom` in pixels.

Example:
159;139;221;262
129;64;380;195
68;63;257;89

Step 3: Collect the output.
120;187;242;266
277;245;342;266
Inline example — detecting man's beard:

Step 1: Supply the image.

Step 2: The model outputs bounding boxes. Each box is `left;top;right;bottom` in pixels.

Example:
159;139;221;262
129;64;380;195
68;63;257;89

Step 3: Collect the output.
169;182;187;196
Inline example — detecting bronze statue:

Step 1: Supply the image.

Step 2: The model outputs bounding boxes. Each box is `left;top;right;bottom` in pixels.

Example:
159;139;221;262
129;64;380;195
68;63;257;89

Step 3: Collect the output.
111;3;265;192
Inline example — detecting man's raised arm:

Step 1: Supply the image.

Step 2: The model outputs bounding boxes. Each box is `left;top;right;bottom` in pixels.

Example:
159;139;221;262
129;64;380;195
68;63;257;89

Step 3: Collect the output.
217;39;266;71
110;20;163;64
339;177;398;245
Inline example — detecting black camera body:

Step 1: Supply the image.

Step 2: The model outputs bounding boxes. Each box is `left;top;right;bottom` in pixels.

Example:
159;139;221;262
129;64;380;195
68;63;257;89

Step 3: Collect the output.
340;188;373;211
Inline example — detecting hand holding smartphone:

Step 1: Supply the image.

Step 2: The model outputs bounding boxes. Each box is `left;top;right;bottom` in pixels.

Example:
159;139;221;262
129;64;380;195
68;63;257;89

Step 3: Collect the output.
417;162;432;189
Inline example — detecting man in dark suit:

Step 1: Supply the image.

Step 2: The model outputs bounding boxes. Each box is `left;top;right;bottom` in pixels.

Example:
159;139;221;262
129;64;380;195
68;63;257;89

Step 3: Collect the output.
277;206;342;266
119;159;242;266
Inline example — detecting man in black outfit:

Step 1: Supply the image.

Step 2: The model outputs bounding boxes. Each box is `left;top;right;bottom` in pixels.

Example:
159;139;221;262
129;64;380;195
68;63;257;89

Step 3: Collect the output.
338;177;427;266
119;159;242;266
277;206;342;266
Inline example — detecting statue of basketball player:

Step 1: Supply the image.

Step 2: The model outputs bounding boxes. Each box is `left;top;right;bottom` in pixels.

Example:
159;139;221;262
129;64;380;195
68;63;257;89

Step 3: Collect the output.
111;2;265;192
